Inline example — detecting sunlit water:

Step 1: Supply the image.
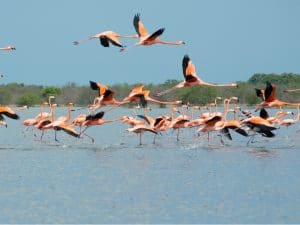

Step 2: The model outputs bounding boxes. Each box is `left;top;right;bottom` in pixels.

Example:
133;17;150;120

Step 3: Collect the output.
0;107;300;223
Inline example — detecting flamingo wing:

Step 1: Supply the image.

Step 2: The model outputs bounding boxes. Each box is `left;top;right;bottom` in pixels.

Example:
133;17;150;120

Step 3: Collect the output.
86;111;105;121
128;85;145;97
101;34;123;48
146;28;165;42
259;108;269;119
137;94;147;108
0;106;19;120
54;124;80;138
221;127;232;140
103;89;115;100
89;81;108;96
265;81;276;102
182;55;198;82
137;115;153;125
133;13;149;38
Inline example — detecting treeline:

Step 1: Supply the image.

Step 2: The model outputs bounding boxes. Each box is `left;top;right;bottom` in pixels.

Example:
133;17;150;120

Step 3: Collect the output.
1;73;300;107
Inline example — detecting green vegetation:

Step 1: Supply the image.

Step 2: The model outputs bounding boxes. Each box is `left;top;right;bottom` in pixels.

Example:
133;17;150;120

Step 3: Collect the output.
1;73;300;106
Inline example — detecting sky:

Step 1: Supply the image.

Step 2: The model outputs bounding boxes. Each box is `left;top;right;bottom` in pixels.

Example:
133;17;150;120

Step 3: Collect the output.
1;0;300;86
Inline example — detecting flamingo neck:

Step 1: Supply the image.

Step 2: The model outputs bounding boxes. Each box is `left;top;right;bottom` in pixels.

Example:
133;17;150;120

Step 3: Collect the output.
156;40;184;45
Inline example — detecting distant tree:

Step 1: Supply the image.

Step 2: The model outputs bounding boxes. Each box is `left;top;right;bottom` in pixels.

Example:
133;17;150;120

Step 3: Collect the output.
0;89;12;105
16;93;41;106
42;86;62;98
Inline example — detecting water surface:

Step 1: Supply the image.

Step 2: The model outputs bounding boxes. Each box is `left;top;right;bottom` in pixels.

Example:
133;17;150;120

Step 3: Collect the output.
0;107;299;223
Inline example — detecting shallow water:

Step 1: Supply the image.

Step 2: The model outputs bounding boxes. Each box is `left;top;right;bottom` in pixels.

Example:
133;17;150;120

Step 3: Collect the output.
0;107;300;223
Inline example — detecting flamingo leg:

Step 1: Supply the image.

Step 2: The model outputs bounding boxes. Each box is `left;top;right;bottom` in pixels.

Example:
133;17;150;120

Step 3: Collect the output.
54;130;59;142
153;134;156;144
82;133;95;143
139;133;142;145
176;128;180;141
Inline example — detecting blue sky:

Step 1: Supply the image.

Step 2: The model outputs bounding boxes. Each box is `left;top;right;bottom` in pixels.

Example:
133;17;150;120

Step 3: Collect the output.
1;0;300;86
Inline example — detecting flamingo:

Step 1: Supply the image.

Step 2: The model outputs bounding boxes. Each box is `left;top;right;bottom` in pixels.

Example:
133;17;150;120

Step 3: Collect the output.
35;103;58;140
137;114;170;143
53;123;80;139
213;101;248;143
22;102;50;134
122;85;181;112
127;124;158;145
42;102;75;141
80;111;119;142
73;31;138;48
241;108;277;145
255;81;300;110
155;55;238;96
89;81;125;107
278;105;300;127
120;13;185;51
197;98;237;143
0;45;16;51
0;106;20;120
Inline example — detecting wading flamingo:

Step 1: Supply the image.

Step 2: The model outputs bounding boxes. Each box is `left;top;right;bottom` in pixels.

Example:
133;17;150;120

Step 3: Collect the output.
73;31;138;48
22;102;50;134
127;124;158;145
155;55;238;96
80;111;119;142
42;102;75;141
120;13;185;51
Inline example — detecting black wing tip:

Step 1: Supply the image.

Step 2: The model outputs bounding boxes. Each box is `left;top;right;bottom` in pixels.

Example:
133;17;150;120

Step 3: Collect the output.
94;111;105;119
266;81;272;86
183;54;190;60
89;81;99;90
11;114;20;120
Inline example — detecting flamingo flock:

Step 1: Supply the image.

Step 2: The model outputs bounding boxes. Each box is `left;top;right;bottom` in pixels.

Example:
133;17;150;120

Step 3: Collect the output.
1;13;300;146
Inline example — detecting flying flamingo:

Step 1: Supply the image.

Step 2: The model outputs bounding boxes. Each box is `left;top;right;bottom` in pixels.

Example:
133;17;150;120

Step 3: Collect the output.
73;31;138;48
155;55;238;96
89;81;125;107
0;106;20;120
241;108;277;145
255;81;300;110
120;13;185;51
122;85;181;113
0;45;16;51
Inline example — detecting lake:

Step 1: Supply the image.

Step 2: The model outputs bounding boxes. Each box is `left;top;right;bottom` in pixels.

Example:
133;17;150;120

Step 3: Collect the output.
0;106;299;223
